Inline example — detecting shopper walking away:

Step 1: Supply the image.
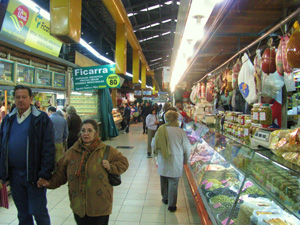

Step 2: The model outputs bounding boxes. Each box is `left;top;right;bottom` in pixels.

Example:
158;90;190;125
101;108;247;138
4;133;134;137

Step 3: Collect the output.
146;108;159;157
47;106;68;169
123;102;131;133
66;106;82;148
37;119;129;225
0;85;55;225
141;102;152;134
151;110;191;212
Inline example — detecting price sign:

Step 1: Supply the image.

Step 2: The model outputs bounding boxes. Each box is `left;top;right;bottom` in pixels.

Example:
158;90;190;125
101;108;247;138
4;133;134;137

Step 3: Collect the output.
106;74;120;88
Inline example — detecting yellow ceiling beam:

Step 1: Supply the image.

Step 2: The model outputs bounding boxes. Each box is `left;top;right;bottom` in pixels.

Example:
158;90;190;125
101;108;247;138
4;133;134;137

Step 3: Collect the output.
102;0;150;71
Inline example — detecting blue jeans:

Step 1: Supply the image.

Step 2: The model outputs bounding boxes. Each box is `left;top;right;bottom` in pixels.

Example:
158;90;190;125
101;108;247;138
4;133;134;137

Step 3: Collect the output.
9;170;51;225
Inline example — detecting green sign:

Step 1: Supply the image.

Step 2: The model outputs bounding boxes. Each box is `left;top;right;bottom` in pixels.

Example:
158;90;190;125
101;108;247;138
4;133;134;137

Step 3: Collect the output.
73;64;120;91
0;0;62;57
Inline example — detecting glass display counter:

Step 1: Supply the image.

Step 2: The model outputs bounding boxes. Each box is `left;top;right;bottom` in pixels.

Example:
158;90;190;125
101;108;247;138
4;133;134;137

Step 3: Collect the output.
112;108;123;128
187;126;300;225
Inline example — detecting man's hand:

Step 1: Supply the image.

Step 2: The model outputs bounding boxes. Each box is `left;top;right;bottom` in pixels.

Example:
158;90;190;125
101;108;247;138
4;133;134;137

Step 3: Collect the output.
37;178;50;188
155;121;159;125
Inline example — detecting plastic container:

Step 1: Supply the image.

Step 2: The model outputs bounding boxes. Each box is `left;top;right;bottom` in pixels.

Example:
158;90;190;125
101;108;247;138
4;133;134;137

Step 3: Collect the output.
259;103;272;128
251;103;260;123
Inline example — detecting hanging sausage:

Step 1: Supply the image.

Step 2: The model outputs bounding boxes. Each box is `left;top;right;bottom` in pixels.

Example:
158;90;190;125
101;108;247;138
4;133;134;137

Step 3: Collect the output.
282;35;293;73
276;37;284;76
261;38;276;74
254;49;262;94
232;59;242;90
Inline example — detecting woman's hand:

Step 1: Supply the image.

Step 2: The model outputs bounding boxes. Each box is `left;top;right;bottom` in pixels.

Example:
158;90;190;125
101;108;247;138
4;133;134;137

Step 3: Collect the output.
37;178;50;188
102;160;110;171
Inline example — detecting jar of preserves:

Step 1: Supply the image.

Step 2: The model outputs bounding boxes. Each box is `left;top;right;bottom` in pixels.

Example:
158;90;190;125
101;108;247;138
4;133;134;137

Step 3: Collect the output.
251;103;260;123
238;125;243;138
239;114;245;125
244;114;251;121
259;103;272;128
235;112;242;123
243;120;252;141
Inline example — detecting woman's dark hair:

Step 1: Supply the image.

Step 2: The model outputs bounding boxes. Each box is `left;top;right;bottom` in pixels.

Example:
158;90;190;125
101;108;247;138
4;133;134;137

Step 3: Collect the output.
151;108;157;113
13;85;32;97
81;119;98;133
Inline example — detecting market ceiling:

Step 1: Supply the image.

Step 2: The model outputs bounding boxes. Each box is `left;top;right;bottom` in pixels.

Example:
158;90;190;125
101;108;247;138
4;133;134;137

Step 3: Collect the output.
29;0;179;88
182;0;300;85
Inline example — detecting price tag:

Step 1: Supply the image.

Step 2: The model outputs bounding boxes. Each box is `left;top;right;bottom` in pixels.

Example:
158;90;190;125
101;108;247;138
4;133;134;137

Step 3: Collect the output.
222;218;234;225
242;181;253;192
202;180;208;185
106;74;120;88
214;203;221;209
205;182;213;189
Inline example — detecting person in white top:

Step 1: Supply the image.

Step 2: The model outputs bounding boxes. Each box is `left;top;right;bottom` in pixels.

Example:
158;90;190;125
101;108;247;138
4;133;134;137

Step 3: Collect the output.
151;110;191;212
146;108;159;157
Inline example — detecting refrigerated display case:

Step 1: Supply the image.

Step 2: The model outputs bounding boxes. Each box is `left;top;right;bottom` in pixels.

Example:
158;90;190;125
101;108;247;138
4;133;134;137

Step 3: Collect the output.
112;108;123;129
186;127;300;225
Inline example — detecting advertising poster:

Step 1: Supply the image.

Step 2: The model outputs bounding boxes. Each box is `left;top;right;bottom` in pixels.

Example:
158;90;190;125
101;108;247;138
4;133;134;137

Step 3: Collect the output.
73;64;120;91
0;0;62;57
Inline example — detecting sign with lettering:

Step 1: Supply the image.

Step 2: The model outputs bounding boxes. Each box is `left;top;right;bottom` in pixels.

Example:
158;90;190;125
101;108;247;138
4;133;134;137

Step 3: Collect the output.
73;64;120;91
0;0;62;57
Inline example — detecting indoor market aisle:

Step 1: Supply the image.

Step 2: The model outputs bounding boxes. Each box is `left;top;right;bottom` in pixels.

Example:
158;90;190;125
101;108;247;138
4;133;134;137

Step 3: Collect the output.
0;123;202;225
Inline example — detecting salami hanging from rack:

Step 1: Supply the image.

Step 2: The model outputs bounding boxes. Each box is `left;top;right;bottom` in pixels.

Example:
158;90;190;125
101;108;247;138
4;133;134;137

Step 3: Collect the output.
232;59;242;90
276;36;284;76
282;35;293;73
261;38;276;74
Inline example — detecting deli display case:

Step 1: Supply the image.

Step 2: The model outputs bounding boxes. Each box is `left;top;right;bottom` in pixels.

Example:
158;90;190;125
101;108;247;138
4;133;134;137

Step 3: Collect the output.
112;108;123;129
187;126;300;225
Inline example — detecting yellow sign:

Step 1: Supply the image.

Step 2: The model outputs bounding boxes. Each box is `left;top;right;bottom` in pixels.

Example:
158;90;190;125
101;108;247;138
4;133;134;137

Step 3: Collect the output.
0;0;62;57
106;74;120;88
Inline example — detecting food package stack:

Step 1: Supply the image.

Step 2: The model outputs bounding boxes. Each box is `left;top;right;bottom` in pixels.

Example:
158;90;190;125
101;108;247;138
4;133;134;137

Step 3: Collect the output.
270;128;300;166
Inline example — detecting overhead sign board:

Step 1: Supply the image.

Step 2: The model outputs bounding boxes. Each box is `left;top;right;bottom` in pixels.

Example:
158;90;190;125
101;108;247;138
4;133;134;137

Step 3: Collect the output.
0;0;62;57
73;64;120;91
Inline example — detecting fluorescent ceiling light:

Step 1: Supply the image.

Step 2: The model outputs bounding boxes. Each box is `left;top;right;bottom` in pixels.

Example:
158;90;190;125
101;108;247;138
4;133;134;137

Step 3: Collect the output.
71;92;82;95
162;19;172;23
140;22;160;30
170;0;218;92
150;57;162;62
162;31;171;36
128;12;138;17
164;1;172;5
141;4;162;12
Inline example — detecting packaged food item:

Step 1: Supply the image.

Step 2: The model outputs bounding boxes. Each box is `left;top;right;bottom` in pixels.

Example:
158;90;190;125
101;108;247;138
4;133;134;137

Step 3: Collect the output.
251;103;260;123
236;197;275;225
259;103;272;128
282;152;300;166
281;35;293;73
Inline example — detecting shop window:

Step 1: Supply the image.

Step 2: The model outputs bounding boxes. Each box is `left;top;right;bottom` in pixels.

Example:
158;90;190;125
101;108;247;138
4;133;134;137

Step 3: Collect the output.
17;64;35;84
36;69;52;86
0;59;14;82
54;73;65;88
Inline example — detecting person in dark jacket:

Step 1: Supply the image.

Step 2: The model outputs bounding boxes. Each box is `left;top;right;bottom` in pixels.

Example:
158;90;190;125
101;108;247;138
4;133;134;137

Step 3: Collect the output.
141;102;152;134
0;85;55;225
123;103;131;133
66;106;82;149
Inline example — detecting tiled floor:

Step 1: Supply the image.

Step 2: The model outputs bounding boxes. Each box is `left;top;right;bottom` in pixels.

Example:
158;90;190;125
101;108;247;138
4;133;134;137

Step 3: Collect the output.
0;123;202;225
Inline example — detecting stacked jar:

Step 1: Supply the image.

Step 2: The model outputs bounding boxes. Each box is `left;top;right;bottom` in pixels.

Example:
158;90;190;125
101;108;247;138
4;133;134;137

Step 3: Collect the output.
243;120;252;141
259;103;272;128
251;103;260;123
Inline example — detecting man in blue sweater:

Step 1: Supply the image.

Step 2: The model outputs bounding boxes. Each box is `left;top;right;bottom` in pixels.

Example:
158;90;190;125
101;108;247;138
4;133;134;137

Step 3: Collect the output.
47;106;68;169
0;85;55;225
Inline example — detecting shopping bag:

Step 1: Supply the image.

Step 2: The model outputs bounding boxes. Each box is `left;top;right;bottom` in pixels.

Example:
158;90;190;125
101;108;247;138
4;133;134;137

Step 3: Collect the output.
0;184;9;209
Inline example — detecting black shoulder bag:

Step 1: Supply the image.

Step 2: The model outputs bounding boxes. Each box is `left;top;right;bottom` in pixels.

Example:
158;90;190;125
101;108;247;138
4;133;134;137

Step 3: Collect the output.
104;145;122;186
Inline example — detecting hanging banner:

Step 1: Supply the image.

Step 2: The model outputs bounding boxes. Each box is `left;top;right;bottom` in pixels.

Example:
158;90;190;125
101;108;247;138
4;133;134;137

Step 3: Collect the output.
73;64;120;91
0;0;62;57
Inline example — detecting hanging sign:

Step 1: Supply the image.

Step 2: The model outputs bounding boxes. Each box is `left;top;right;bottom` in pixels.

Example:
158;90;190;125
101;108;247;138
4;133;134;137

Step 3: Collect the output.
0;0;62;57
73;64;120;91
